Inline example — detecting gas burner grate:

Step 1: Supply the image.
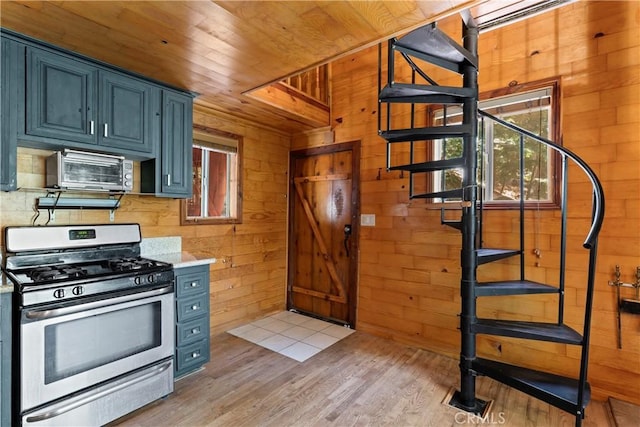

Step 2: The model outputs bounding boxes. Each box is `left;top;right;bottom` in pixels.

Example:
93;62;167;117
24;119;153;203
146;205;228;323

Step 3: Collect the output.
107;258;158;272
29;265;88;282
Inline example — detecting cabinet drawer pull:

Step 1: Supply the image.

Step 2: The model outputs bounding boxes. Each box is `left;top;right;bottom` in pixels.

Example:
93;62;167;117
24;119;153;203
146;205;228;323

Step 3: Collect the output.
191;304;199;311
90;120;95;135
191;327;201;334
104;123;108;138
191;351;200;359
190;281;198;287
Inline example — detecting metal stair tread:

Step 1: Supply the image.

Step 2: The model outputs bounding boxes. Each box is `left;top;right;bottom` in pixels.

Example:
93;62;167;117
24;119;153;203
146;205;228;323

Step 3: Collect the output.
473;357;590;415
379;83;473;104
441;220;462;231
410;188;463;200
380;124;472;142
474;319;583;344
477;248;520;264
476;280;559;296
388;158;465;173
393;23;478;73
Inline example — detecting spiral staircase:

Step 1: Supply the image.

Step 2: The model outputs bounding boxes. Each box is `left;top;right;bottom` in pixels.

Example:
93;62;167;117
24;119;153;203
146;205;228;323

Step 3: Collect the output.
377;16;605;427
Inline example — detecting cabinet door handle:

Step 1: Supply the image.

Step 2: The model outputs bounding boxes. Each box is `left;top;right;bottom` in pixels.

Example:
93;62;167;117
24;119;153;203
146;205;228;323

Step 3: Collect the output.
104;123;108;138
90;120;95;135
167;174;171;186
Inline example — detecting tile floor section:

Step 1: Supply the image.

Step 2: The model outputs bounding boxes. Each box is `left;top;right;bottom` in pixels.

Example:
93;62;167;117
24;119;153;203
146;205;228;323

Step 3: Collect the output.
227;311;355;362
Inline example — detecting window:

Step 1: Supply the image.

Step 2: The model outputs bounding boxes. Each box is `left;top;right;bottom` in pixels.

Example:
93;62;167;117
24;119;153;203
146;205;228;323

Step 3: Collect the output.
181;129;242;225
431;79;560;208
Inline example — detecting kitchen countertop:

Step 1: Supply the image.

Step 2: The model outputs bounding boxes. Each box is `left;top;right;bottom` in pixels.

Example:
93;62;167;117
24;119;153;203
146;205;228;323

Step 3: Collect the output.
147;251;216;269
140;236;216;268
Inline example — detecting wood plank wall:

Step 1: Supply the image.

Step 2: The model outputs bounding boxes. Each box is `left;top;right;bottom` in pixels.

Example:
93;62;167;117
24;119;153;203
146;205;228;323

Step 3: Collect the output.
1;0;638;408
188;106;290;333
0;104;291;335
294;1;640;405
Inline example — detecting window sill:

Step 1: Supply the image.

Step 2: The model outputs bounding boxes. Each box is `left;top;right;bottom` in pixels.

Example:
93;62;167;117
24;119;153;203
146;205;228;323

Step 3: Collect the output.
180;217;242;226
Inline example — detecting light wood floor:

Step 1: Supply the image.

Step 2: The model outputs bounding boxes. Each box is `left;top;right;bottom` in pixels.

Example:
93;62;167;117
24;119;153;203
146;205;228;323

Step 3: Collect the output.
111;331;614;427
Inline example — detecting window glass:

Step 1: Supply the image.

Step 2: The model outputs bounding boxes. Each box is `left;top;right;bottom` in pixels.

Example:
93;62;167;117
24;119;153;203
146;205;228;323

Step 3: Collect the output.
181;130;242;224
431;82;559;207
45;303;161;383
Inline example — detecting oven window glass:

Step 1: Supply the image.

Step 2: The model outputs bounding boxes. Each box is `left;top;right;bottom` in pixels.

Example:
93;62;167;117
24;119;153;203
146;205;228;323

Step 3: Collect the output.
65;161;123;185
44;302;161;384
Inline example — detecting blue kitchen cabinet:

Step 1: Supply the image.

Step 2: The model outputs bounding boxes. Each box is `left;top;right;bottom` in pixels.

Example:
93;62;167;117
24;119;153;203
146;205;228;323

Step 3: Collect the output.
2;28;194;193
0;292;13;426
141;89;193;198
26;46;98;145
1;37;23;191
98;69;159;155
174;264;210;378
25;46;158;155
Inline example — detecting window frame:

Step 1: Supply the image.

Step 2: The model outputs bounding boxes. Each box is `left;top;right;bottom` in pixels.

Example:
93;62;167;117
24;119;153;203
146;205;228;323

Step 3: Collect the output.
180;126;243;225
427;78;562;210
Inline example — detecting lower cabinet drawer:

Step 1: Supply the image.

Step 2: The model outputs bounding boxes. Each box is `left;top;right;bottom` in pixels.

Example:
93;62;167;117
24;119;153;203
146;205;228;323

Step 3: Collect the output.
176;270;208;298
176;338;210;373
177;316;209;346
173;264;210;379
176;293;209;322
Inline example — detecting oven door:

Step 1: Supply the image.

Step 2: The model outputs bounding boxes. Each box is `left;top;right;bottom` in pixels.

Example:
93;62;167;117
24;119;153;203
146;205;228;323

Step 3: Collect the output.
20;285;174;412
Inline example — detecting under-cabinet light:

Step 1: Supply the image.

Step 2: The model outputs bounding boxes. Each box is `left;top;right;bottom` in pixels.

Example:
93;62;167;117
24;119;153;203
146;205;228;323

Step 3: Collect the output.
37;197;120;209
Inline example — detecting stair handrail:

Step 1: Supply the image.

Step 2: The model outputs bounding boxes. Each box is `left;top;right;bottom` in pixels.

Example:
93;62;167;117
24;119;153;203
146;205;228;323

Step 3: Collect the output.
478;109;605;249
398;51;439;86
480;108;603;423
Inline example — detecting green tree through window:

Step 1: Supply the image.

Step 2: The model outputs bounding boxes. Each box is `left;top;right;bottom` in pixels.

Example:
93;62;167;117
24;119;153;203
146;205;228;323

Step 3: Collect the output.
433;82;558;207
490;110;549;201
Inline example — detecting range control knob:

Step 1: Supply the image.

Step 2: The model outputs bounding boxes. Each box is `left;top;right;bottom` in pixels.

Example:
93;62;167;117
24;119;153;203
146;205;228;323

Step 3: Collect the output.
134;276;142;285
53;289;65;299
72;286;84;296
147;274;155;283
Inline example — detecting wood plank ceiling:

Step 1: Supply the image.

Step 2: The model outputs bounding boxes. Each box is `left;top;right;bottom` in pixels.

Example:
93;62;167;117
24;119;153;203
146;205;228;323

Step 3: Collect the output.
1;1;564;134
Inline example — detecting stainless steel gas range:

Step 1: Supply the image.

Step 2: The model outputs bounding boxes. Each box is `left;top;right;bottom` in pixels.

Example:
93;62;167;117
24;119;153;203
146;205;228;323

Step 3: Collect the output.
3;223;175;426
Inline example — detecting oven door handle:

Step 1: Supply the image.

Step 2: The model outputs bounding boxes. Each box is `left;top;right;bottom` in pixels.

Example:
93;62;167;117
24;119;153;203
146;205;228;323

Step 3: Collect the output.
24;360;172;423
24;285;173;320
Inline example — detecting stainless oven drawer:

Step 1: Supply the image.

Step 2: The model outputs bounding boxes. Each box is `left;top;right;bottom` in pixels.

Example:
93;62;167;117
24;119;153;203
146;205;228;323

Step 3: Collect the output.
176;339;210;373
176;293;209;322
22;359;173;427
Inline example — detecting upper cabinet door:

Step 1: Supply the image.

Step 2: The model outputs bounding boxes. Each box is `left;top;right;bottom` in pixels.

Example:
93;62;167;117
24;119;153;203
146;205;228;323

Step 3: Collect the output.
99;71;157;154
26;47;98;144
1;37;22;191
161;90;193;197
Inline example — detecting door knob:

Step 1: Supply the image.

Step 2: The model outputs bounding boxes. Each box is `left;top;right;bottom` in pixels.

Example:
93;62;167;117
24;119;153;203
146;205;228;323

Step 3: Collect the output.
343;224;352;257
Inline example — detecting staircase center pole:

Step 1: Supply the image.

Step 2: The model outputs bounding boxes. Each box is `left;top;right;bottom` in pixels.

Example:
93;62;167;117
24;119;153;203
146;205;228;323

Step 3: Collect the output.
459;19;480;411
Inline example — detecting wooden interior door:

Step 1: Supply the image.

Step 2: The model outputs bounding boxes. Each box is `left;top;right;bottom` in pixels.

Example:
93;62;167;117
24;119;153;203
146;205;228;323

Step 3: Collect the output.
288;142;360;327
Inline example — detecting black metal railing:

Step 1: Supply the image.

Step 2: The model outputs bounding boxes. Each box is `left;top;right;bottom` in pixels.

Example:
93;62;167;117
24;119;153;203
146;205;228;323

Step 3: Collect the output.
478;109;605;249
478;109;605;420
